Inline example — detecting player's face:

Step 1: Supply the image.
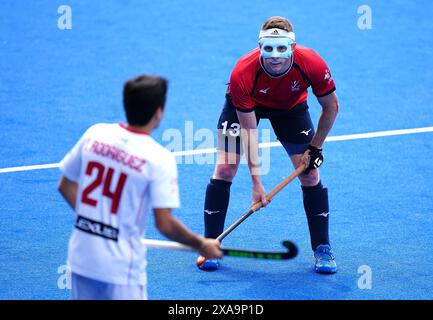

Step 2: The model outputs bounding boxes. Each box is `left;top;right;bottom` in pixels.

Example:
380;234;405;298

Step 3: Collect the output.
262;57;292;75
260;41;295;75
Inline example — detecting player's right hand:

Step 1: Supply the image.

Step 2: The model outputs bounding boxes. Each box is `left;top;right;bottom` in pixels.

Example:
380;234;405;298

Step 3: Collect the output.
198;238;223;259
252;180;269;209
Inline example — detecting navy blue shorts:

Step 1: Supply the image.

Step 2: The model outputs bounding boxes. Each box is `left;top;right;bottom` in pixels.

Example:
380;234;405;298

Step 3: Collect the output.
217;95;315;156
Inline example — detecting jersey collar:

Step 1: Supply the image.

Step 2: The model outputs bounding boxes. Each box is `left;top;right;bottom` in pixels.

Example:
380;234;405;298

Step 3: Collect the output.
118;123;149;135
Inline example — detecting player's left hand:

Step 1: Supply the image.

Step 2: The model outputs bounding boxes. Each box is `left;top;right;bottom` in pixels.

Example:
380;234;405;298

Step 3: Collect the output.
303;145;324;174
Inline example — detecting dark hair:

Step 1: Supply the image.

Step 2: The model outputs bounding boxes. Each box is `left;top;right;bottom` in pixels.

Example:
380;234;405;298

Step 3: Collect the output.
261;16;293;32
123;75;168;126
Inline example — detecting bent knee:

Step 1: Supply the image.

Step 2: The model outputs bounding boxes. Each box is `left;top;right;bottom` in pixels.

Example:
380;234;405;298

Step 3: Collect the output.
298;169;320;186
214;164;238;181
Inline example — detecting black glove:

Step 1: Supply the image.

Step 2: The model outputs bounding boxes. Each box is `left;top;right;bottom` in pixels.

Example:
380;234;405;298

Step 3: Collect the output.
304;145;323;174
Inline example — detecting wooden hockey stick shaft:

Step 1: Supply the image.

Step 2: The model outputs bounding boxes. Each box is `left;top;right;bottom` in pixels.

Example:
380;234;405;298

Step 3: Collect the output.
216;164;306;242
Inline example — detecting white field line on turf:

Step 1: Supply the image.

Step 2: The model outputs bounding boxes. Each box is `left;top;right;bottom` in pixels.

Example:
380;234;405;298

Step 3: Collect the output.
1;126;433;174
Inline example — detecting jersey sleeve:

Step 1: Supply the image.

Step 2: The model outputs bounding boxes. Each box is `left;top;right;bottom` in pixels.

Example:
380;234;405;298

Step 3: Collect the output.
59;128;92;182
304;50;336;97
150;153;180;209
229;70;256;112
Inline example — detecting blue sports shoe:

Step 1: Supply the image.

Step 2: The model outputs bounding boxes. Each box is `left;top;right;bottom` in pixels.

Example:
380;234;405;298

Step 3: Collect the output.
314;244;337;274
196;256;220;271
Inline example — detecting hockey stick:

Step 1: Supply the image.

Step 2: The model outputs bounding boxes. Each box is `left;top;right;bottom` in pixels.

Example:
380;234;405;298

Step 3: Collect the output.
142;239;298;260
217;164;306;242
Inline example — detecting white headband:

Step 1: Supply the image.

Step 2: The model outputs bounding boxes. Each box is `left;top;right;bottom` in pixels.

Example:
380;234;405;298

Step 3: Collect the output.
258;28;295;42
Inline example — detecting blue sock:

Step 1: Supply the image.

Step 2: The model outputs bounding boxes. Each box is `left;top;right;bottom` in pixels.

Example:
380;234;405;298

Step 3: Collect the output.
204;178;232;239
301;181;330;251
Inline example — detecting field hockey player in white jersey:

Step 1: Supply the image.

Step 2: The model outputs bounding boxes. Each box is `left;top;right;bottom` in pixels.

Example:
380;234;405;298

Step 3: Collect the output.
58;75;222;300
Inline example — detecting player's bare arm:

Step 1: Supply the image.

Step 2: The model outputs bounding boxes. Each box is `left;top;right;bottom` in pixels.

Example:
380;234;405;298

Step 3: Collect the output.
311;92;339;148
236;110;268;207
57;175;78;210
153;208;222;259
301;92;339;169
